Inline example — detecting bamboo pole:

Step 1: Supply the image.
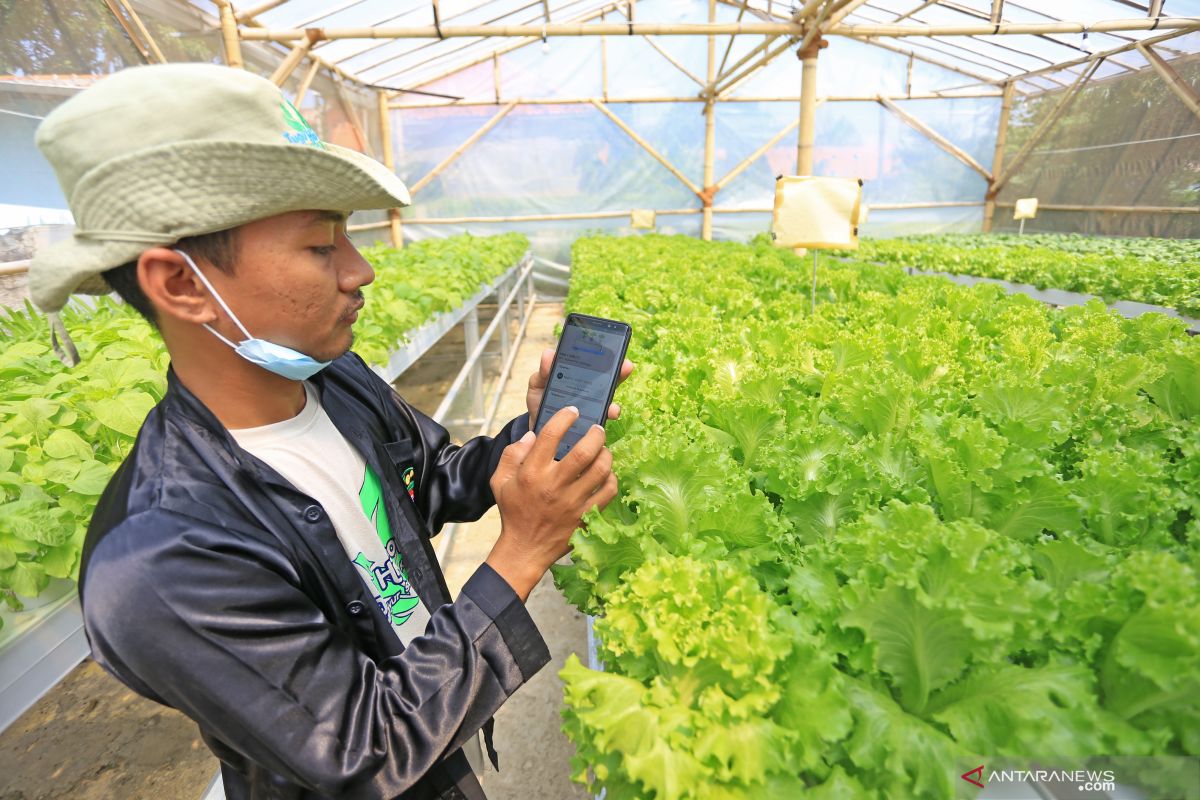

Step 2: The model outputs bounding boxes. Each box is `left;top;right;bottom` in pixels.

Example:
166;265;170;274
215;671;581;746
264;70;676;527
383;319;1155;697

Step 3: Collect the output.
711;34;780;89
995;203;1199;214
270;37;317;86
992;59;1101;194
830;18;1200;37
853;36;997;85
295;58;321;106
101;0;154;63
409;102;518;195
377;90;403;249
236;0;293;23
216;0;244;68
643;35;707;87
990;0;1004;24
877;95;992;180
702;0;717;241
590;100;703;195
982;80;1014;233
821;0;871;32
1137;43;1200;122
390;89;1003;109
0;260;31;277
114;0;168;63
601;26;609;101
714;34;798;97
715;114;804;190
905;53;913;94
240;22;816;42
892;0;938;23
796;38;823;174
1148;0;1164;16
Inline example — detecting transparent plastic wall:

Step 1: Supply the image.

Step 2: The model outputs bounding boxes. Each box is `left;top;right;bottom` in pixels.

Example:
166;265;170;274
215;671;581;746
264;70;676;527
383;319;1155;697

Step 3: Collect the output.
385;0;1001;262
0;0;381;272
996;39;1200;239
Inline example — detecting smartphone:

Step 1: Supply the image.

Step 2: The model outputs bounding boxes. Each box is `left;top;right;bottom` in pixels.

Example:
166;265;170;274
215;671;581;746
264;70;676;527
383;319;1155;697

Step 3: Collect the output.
533;313;632;461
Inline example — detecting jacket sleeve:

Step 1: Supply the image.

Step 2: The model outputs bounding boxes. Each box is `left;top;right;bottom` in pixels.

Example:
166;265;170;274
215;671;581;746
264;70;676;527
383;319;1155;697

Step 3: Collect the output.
81;508;551;800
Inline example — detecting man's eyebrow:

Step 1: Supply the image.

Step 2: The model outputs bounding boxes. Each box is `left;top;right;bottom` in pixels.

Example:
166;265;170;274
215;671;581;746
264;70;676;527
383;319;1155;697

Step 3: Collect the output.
307;210;349;224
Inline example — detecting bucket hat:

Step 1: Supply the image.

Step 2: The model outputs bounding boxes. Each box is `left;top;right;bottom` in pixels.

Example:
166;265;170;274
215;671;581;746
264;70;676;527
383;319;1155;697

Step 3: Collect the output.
29;62;410;316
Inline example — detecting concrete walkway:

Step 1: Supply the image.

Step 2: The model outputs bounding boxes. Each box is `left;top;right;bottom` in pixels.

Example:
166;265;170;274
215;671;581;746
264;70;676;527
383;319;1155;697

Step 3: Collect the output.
437;301;592;800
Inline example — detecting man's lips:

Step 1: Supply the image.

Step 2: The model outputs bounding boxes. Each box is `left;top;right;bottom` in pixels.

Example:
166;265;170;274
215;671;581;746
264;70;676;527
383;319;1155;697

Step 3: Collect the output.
342;299;364;323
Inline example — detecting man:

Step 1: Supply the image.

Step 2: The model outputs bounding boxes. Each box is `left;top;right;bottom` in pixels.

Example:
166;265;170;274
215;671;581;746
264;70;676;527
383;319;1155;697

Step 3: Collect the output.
28;63;628;799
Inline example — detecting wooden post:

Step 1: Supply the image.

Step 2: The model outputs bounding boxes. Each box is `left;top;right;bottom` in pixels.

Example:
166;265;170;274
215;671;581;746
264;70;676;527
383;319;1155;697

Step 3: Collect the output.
877;96;992;180
295;59;321;106
590;100;702;194
493;52;501;104
796;37;824;174
377;90;403;249
1137;43;1200;122
410;102;518;194
217;0;243;69
992;59;1100;194
270;37;317;86
702;0;716;241
983;80;1014;233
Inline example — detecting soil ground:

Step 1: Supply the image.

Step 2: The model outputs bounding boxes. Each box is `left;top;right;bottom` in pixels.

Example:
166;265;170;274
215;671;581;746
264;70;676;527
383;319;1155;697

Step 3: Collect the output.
0;300;589;800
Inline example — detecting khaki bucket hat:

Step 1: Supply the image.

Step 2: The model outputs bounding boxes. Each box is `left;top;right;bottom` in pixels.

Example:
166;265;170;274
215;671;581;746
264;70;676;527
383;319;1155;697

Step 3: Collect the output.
30;62;410;315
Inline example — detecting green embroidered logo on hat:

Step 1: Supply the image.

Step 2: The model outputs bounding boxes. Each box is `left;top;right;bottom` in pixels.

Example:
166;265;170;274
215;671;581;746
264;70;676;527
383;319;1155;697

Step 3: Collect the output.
281;100;326;149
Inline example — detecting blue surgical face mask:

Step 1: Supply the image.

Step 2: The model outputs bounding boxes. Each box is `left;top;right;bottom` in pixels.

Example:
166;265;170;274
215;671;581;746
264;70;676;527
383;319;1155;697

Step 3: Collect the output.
175;249;332;381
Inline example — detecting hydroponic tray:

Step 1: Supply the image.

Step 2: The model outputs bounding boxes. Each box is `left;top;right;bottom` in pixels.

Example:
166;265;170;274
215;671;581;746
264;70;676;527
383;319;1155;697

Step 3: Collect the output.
372;254;532;384
0;585;88;734
909;268;1200;333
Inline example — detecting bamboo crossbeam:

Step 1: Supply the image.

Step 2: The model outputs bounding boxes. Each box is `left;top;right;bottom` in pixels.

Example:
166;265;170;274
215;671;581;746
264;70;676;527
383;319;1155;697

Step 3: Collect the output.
711;33;780;89
995;203;1199;214
1008;27;1191;85
390;89;1003;109
1137;43;1200;122
715;114;804;190
892;0;938;23
331;73;373;155
877;95;991;180
0;260;31;277
589;99;702;195
270;38;316;86
714;34;797;97
409;101;518;195
702;0;717;241
993;59;1100;193
240;22;812;42
295;58;321;106
215;0;244;68
831;17;1200;37
822;0;872;32
115;0;168;63
236;0;293;23
102;0;154;64
854;36;997;84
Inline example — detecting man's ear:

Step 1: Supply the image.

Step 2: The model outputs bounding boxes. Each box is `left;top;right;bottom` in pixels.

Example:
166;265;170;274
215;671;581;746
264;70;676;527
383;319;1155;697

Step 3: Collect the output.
137;248;218;326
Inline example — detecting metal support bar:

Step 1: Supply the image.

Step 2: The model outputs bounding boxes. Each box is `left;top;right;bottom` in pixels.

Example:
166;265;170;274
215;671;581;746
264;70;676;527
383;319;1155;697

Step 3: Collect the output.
463;308;485;421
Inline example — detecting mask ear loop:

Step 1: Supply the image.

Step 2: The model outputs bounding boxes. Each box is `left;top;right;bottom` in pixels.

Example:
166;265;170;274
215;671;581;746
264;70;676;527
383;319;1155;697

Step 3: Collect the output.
173;249;253;347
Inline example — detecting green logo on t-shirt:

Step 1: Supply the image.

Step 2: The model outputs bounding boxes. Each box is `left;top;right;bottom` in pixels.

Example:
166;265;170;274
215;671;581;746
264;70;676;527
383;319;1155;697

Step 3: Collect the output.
355;465;421;626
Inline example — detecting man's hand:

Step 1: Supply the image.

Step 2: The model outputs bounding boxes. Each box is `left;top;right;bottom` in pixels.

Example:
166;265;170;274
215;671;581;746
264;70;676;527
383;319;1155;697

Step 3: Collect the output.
486;406;617;602
526;347;634;429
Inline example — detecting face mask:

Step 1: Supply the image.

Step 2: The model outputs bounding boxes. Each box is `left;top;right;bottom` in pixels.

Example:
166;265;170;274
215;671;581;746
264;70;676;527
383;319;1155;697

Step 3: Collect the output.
174;249;332;381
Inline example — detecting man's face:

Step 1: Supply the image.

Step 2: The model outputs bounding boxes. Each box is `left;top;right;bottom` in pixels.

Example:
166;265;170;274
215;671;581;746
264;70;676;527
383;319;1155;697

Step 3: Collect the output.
203;210;373;363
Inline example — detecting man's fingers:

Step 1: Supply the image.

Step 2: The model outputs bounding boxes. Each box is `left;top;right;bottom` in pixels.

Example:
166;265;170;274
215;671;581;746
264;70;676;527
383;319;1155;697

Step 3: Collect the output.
528;348;555;392
617;359;634;384
607;402;621;420
561;424;606;477
584;473;619;514
529;405;579;465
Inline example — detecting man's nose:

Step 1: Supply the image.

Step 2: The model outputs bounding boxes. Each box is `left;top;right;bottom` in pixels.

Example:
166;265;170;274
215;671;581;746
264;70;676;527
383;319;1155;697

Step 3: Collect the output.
337;235;375;291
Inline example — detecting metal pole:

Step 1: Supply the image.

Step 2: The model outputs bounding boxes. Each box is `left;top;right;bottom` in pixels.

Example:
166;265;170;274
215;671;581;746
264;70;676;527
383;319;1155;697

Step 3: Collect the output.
463;308;485;421
497;274;511;364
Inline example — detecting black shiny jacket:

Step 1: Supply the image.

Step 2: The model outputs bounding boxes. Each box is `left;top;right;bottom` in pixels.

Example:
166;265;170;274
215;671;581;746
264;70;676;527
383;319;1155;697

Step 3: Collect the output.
79;352;550;800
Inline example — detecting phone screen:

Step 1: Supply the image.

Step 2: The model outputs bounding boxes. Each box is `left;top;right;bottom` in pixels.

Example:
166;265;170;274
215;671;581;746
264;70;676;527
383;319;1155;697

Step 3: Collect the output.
534;314;631;460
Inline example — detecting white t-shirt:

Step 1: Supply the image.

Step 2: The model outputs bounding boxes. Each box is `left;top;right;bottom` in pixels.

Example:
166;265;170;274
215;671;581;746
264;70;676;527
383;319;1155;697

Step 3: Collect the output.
230;383;433;645
229;384;486;775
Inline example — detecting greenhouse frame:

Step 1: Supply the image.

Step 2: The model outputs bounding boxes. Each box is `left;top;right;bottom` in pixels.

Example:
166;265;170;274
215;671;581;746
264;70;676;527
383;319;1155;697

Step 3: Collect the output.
1;1;1199;799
